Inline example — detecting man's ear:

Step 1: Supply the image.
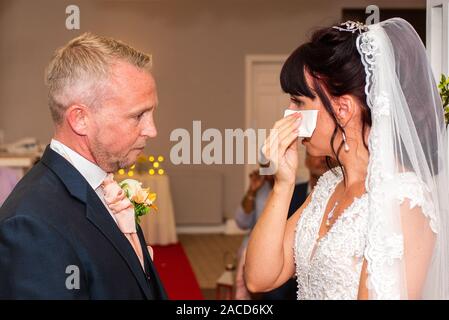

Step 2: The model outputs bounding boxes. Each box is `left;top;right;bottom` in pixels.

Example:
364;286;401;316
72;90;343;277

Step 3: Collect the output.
334;95;356;127
65;104;90;136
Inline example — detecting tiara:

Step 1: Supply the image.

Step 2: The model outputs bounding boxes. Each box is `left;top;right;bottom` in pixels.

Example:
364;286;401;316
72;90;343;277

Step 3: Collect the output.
332;20;368;34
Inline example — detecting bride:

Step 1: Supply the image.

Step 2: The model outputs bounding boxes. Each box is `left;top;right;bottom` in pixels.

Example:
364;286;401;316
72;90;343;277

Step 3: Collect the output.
244;18;449;299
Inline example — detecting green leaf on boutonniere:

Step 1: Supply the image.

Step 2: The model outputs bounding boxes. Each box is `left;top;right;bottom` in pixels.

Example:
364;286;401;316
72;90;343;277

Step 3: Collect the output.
132;200;150;225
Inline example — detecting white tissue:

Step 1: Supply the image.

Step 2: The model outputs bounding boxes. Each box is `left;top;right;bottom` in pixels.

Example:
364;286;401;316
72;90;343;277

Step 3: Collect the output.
283;109;319;138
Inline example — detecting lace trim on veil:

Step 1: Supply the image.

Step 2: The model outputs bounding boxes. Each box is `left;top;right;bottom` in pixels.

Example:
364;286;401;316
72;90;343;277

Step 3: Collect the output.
356;29;438;299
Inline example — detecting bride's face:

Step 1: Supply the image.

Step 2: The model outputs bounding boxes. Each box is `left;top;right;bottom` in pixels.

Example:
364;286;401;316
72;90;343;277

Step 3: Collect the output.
287;94;336;157
288;72;366;158
87;62;158;172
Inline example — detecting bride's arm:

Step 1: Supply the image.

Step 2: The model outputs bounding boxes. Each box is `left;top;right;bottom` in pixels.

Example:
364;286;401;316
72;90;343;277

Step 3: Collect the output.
400;199;436;299
357;259;369;299
244;112;303;293
245;191;312;293
357;199;436;300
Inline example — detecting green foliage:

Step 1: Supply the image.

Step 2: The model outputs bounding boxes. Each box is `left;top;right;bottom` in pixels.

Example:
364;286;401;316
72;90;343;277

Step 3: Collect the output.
438;74;449;124
119;182;151;225
133;200;150;225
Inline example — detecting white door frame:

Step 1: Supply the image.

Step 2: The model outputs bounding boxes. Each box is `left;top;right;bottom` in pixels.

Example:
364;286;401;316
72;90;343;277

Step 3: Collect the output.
244;54;287;190
427;0;449;79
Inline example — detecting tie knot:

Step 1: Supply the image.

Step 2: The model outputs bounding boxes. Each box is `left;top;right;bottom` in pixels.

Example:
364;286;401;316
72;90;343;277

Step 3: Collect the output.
102;173;136;234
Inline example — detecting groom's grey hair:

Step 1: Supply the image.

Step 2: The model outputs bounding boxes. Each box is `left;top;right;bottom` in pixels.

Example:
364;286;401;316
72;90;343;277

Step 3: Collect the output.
45;32;152;125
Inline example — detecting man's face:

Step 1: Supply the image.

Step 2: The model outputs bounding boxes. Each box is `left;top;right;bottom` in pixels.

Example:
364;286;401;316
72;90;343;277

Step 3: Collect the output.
88;61;158;172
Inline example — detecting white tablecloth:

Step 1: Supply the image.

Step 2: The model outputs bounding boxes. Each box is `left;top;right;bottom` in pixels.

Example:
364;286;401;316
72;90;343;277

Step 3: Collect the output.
115;173;178;246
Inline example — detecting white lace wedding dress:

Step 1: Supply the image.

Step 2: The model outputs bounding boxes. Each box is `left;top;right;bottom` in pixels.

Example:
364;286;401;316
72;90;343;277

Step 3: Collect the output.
294;167;438;300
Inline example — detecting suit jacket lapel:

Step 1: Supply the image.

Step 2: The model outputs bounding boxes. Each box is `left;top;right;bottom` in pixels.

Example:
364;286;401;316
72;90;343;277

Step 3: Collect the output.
137;227;168;300
41;146;153;299
86;190;153;299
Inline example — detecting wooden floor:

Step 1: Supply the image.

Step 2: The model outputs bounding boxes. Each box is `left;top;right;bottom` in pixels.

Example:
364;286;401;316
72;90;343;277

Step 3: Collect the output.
178;234;245;299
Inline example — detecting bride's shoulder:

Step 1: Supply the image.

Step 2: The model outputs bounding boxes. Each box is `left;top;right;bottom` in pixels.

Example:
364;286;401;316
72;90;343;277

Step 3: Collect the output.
386;171;438;233
387;171;430;196
383;171;430;202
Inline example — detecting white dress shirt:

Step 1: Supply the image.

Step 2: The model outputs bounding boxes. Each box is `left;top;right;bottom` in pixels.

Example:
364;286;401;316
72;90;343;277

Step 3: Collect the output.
50;139;117;224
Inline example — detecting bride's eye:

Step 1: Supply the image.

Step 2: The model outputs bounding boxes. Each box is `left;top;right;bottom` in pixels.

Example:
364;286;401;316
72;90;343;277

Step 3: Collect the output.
290;97;304;108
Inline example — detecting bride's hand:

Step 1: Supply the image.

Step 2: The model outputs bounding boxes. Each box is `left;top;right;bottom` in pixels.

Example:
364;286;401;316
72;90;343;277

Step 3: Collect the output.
261;112;301;188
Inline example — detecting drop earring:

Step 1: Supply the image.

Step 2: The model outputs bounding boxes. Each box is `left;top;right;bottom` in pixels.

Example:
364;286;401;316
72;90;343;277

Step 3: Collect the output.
342;131;350;152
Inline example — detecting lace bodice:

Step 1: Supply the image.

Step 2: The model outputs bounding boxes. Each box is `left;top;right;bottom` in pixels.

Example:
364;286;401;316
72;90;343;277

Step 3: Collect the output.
294;167;437;300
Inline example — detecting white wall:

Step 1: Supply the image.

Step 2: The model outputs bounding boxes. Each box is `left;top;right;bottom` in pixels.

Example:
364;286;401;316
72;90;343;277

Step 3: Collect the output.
0;0;425;222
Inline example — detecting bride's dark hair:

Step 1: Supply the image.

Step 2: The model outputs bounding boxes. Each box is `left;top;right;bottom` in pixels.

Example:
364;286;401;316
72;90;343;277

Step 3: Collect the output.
280;26;371;172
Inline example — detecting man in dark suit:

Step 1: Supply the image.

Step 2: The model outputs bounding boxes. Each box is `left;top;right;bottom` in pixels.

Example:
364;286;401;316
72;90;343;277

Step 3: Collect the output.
0;33;167;299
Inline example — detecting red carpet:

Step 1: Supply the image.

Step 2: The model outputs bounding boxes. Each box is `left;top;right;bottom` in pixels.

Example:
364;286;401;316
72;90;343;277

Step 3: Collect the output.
152;243;204;300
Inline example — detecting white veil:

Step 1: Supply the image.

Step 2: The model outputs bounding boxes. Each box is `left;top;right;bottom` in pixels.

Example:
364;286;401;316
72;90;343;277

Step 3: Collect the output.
355;18;449;299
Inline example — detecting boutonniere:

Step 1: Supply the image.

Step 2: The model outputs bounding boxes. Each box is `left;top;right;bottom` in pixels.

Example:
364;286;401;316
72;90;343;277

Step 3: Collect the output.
119;179;157;224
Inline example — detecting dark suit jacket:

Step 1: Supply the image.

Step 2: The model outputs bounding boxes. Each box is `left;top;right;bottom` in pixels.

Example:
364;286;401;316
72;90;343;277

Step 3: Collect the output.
0;146;167;299
262;181;309;300
288;182;309;218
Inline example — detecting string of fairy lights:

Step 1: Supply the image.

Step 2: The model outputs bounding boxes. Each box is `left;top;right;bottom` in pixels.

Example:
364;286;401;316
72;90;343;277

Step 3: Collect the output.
117;155;165;177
